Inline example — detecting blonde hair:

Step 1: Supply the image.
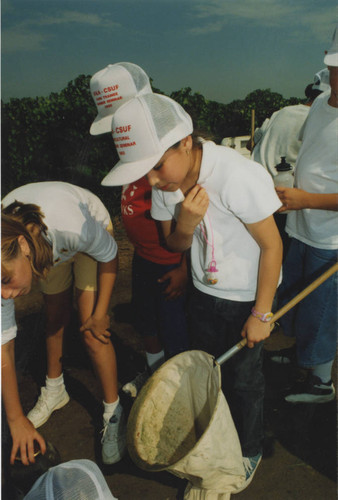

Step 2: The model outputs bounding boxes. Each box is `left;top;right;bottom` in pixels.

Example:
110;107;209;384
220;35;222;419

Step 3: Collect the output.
1;202;53;280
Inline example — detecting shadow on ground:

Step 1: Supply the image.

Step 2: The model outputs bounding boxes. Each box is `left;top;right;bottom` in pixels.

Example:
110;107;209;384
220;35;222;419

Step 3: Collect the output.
2;305;337;500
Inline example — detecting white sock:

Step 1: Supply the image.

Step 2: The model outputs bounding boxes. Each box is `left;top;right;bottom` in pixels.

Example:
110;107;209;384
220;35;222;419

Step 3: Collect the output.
103;397;120;423
46;374;65;392
313;361;334;384
146;350;165;373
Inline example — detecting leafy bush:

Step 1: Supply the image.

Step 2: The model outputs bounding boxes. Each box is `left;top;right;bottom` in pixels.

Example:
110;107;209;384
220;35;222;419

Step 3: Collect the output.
1;76;304;214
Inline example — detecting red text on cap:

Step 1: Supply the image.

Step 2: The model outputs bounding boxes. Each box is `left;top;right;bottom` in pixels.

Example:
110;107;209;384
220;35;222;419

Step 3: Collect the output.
104;85;119;93
115;125;131;134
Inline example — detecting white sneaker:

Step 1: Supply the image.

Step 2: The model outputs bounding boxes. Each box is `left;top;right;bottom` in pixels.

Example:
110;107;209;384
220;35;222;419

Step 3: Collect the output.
27;386;70;428
101;403;127;464
122;370;150;398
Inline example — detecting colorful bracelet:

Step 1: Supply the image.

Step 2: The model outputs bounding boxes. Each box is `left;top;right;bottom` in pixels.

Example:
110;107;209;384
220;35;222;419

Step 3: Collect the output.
251;307;273;323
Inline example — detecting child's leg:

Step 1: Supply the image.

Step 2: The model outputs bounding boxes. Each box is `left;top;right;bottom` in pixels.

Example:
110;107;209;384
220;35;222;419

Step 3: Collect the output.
27;263;73;428
44;288;72;378
189;288;263;456
131;253;165;370
76;287;118;404
74;250;126;465
122;254;165;398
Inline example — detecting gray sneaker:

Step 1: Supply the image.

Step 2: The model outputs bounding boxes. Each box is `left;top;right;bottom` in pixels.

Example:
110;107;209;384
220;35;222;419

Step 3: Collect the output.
27;386;70;428
101;403;127;464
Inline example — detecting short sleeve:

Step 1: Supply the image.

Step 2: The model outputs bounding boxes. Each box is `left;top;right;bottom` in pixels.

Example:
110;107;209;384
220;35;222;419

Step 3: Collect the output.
151;188;175;221
1;298;17;344
223;161;282;224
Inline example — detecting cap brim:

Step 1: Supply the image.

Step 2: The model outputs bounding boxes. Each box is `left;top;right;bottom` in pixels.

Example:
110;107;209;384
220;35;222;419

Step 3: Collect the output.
90;115;114;136
101;152;162;186
324;52;338;66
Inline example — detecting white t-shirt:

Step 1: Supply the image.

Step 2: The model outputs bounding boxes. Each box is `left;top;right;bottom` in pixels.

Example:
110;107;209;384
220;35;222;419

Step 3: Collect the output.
151;141;282;301
285;91;338;249
252;104;310;177
1;182;118;343
2;182;117;265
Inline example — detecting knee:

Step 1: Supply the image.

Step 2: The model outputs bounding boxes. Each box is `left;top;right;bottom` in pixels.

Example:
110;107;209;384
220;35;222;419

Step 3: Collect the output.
81;329;104;354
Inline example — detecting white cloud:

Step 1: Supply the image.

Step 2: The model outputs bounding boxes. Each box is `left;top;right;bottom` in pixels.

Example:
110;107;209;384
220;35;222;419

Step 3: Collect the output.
188;0;337;41
34;11;119;29
2;10;121;53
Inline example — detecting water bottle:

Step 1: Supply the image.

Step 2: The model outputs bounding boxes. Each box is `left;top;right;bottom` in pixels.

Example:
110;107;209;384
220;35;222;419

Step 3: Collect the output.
274;156;293;213
274;156;294;188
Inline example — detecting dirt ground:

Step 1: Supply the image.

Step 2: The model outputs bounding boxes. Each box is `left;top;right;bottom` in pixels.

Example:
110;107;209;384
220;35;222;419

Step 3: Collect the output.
8;219;337;499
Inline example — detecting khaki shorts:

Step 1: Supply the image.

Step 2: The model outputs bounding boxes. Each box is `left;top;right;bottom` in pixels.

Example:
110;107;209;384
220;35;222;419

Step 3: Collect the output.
40;221;114;295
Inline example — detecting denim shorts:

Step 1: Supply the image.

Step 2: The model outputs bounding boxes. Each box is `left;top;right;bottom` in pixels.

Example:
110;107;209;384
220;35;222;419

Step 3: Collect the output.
278;238;338;367
131;253;189;357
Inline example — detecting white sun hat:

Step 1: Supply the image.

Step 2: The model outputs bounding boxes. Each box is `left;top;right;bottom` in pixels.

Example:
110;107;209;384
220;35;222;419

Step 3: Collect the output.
101;93;193;186
324;25;338;67
89;62;152;135
23;459;118;500
312;68;330;92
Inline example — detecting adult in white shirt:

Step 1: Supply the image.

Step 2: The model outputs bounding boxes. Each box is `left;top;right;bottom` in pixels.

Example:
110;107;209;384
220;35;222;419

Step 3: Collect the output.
276;28;338;404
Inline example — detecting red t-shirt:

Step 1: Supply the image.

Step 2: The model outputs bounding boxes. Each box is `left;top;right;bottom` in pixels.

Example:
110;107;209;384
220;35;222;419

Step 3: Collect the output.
121;176;182;265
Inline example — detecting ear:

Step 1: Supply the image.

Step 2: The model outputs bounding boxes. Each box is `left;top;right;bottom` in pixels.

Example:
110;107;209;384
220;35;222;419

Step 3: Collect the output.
17;235;30;257
181;135;193;151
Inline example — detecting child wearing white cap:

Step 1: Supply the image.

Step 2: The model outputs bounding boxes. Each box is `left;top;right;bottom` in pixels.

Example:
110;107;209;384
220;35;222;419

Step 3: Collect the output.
101;91;283;491
90;63;190;397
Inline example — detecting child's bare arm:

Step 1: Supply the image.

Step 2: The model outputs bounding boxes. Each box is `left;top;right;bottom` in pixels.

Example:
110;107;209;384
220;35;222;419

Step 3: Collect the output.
241;215;283;347
2;340;46;465
162;185;209;252
158;253;188;300
80;256;118;343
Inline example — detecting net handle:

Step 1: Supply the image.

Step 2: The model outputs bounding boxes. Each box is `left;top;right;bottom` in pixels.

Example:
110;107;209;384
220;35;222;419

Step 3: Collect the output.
216;262;338;366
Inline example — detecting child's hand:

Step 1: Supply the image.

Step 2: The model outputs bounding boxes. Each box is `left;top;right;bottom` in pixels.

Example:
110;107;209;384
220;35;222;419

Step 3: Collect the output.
178;185;209;232
9;415;46;465
241;315;271;348
158;266;188;300
80;315;111;344
275;186;309;212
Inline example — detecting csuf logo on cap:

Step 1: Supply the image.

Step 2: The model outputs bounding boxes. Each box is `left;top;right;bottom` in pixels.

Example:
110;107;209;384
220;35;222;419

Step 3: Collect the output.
112;124;136;156
101;93;194;187
89;62;152;136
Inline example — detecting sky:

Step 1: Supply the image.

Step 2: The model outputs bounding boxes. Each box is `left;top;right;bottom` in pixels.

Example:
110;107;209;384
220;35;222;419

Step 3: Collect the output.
2;0;337;105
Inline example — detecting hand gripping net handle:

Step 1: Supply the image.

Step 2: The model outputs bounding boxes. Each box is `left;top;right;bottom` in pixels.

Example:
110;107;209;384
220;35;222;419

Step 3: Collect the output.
216;262;338;366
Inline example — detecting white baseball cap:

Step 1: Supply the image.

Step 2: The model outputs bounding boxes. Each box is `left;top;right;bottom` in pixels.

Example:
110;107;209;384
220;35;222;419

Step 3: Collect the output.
101;93;193;186
324;25;338;67
312;68;330;92
89;62;152;135
24;459;118;500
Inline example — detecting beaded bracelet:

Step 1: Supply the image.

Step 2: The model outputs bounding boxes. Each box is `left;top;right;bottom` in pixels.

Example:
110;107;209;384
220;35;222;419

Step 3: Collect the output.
251;307;273;323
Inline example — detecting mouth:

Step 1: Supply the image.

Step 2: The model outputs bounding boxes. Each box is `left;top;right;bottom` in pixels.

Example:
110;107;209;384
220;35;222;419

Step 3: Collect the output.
158;183;171;191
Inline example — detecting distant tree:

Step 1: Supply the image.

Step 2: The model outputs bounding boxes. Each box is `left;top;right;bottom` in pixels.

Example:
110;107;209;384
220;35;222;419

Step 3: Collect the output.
1;75;304;214
170;87;212;134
